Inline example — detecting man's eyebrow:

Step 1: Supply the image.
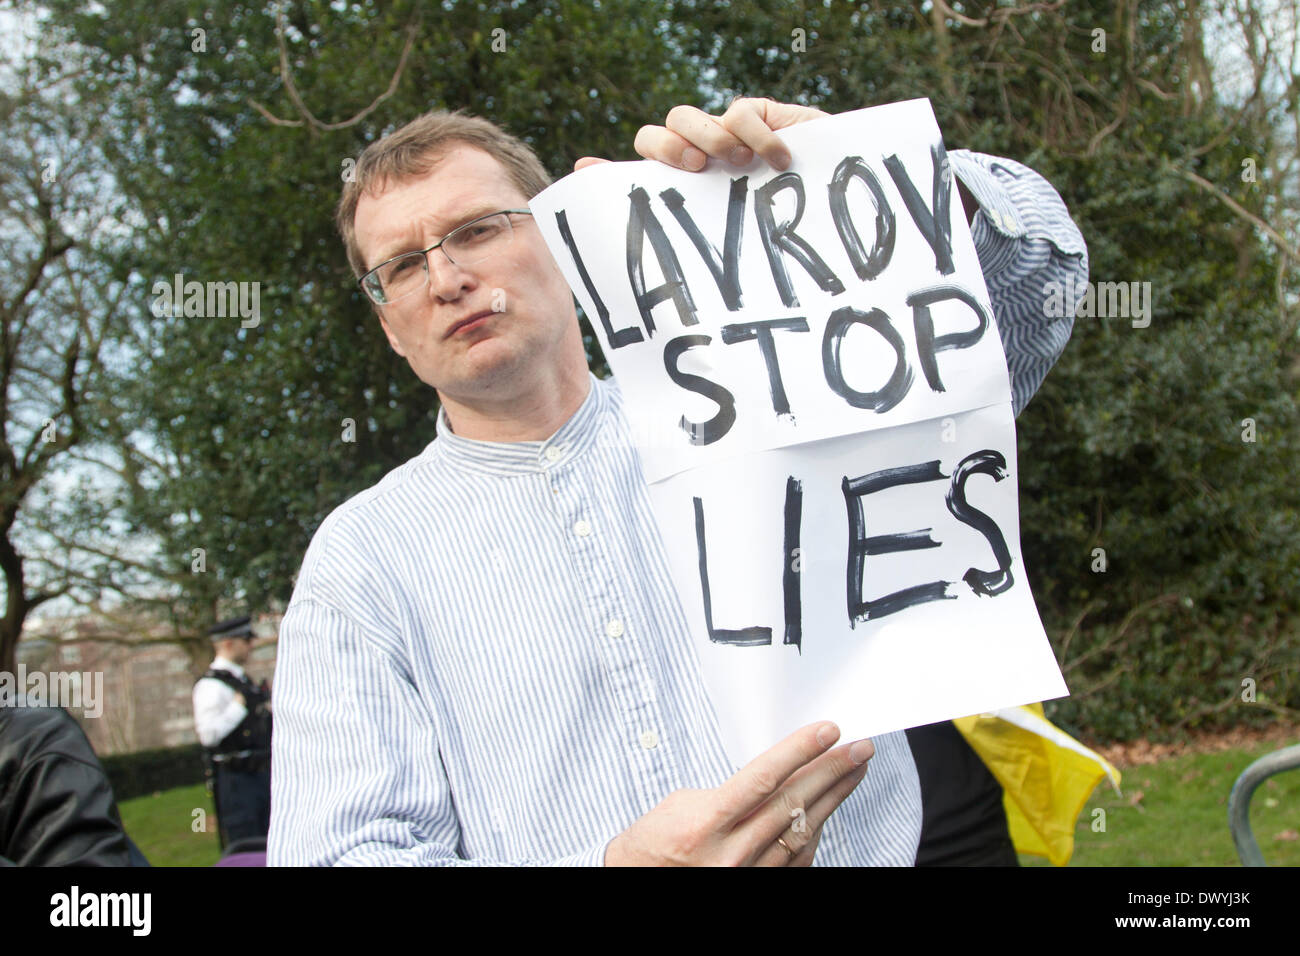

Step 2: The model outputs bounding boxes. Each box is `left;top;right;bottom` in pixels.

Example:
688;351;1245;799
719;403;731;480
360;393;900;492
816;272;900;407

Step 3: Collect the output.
370;203;505;267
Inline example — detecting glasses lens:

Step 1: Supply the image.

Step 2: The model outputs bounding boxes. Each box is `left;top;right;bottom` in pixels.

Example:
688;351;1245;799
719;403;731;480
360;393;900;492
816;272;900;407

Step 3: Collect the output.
372;253;428;303
361;271;389;305
445;213;513;265
361;213;520;304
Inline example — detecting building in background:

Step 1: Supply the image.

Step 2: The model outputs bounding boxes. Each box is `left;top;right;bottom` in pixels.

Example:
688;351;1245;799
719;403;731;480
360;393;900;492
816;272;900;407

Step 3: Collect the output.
16;611;279;755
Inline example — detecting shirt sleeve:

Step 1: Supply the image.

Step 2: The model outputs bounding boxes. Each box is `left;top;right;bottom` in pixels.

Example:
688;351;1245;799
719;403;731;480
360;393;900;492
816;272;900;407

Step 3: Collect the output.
947;149;1089;417
192;677;247;748
266;598;611;867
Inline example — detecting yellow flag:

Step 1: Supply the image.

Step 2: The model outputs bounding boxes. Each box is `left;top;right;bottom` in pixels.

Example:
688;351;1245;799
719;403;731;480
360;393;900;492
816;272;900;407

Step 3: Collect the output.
953;703;1120;866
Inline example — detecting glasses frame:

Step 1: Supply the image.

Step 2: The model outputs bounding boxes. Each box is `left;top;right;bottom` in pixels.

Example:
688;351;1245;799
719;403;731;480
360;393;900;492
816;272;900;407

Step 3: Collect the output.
358;208;534;305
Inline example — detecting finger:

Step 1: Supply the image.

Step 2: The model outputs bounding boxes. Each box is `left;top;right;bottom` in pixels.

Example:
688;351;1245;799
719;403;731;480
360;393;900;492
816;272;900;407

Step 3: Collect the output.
738;736;874;859
633;124;709;171
752;759;869;867
800;754;870;844
719;98;793;171
573;156;610;172
789;825;821;867
749;803;819;868
715;721;841;827
727;97;831;132
751;828;805;867
776;820;823;868
663;104;753;166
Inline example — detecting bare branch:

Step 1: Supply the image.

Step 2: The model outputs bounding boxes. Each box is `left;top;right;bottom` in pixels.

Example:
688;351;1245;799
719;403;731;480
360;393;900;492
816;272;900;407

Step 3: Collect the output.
1135;78;1177;101
1064;593;1183;672
245;97;304;128
1168;162;1300;264
249;10;419;133
930;0;987;28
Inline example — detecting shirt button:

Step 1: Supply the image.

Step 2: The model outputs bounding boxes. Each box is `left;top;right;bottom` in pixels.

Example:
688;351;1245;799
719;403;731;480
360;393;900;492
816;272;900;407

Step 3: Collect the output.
545;446;563;462
573;519;591;537
606;618;624;638
640;730;659;750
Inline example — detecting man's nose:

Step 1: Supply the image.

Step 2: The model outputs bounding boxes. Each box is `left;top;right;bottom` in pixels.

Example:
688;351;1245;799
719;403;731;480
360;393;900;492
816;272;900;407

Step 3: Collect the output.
424;248;476;301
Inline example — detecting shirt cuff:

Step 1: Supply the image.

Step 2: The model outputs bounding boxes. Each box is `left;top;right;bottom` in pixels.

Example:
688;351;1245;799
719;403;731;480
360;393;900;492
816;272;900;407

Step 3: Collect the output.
547;838;612;867
947;149;1088;258
949;151;1025;239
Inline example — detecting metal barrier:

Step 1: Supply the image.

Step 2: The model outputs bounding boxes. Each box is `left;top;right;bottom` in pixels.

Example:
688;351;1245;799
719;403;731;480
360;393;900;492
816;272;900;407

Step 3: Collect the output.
1228;743;1300;866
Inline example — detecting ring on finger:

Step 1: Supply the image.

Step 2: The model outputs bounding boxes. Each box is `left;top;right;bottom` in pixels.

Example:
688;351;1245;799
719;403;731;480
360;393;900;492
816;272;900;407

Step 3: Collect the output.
776;835;796;858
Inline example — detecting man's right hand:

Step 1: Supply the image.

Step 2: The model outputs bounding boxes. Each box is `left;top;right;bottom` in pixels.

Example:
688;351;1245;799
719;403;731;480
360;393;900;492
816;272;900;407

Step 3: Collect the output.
603;721;873;866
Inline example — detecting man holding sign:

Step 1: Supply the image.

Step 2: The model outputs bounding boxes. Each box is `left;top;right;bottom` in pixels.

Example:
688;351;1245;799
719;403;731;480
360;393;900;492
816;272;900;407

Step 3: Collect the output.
269;98;1086;866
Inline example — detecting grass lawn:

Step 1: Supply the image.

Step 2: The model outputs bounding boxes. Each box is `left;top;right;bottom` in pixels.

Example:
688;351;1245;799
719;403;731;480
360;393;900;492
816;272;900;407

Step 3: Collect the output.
118;739;1300;866
119;783;222;867
1019;738;1300;866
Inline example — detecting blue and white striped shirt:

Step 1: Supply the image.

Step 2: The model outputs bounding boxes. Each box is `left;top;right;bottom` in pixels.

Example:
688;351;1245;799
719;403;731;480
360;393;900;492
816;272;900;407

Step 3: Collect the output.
267;150;1088;866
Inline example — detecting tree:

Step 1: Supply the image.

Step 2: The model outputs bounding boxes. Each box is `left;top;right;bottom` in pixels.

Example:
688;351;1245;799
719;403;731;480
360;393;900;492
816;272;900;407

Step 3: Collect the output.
33;0;702;626
0;37;135;674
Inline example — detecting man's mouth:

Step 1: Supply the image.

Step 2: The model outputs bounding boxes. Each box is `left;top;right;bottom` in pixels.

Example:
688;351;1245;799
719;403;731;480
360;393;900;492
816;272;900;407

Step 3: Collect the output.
446;311;496;338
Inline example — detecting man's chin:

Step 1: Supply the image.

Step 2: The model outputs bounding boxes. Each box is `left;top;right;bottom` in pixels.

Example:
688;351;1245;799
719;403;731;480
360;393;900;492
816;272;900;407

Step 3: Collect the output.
428;342;528;392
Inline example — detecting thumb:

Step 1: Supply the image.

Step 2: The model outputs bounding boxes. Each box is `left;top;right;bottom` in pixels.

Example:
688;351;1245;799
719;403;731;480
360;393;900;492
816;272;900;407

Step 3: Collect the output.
573;156;611;172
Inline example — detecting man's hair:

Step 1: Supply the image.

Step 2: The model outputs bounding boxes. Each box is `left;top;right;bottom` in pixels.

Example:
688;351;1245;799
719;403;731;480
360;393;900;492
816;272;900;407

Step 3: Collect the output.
336;110;553;279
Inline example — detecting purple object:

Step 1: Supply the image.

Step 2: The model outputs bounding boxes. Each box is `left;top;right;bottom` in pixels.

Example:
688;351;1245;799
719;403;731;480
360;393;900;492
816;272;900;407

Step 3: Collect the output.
214;851;267;867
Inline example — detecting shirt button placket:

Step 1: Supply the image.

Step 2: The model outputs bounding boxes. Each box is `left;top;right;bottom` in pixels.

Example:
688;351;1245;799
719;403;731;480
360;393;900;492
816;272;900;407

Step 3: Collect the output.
553;455;671;801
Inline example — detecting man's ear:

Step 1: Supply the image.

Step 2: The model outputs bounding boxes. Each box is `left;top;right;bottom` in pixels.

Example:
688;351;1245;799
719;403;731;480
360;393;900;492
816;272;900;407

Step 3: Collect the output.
375;309;408;358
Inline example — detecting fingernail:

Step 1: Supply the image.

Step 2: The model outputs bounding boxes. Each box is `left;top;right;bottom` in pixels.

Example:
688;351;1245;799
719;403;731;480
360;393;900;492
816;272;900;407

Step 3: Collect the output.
771;149;791;171
850;739;874;765
729;145;752;165
816;723;839;748
682;146;707;170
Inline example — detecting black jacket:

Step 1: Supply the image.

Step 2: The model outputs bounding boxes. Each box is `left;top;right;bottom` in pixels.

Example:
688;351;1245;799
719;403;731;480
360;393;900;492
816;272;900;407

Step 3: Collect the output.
0;701;136;866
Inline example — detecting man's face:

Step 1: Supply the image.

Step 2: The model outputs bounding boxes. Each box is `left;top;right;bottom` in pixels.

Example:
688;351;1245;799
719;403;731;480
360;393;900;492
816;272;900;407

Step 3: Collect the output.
352;144;576;402
219;637;252;665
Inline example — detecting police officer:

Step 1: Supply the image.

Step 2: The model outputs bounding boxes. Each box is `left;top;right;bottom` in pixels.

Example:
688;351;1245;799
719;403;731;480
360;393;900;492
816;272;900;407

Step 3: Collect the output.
192;615;272;848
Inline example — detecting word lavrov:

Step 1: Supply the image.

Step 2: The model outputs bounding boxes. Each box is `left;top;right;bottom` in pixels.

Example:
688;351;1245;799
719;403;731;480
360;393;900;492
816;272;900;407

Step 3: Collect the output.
555;147;990;445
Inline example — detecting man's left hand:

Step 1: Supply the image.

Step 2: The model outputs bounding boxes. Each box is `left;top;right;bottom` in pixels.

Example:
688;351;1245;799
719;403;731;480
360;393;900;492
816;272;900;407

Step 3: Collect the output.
574;98;829;173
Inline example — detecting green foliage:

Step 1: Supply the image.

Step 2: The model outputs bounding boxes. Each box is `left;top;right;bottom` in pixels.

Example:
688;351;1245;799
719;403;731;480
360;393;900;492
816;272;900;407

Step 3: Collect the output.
101;742;206;801
39;0;696;618
30;0;1299;739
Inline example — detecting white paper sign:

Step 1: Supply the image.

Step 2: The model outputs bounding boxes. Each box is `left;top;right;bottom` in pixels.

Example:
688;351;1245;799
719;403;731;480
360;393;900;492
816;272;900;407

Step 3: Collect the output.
531;99;1068;765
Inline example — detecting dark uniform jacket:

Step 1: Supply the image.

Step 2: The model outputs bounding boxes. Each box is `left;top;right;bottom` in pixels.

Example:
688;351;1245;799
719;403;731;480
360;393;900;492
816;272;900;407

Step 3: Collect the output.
199;669;272;772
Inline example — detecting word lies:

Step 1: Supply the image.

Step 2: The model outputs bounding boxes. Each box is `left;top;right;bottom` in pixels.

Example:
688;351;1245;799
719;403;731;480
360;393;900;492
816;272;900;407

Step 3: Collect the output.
694;448;1015;652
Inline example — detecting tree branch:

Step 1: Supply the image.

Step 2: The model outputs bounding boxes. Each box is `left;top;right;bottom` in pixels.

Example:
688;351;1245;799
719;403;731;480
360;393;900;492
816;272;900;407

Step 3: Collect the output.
248;10;419;133
1167;162;1300;264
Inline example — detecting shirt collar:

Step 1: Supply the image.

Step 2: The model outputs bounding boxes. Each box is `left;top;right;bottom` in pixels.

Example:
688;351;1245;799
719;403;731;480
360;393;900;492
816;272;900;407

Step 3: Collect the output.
212;656;246;677
433;372;609;476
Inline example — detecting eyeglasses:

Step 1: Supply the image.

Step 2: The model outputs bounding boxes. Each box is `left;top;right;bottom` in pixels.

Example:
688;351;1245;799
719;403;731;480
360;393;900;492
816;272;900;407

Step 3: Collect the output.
358;209;533;306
